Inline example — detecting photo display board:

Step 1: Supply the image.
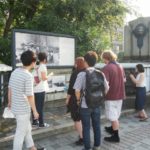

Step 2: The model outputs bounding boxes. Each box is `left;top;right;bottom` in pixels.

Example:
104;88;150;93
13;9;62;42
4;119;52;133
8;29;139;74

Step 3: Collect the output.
12;29;75;68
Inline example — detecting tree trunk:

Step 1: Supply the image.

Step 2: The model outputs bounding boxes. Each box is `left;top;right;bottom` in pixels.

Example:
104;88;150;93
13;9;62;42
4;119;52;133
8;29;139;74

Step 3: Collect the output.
3;1;14;38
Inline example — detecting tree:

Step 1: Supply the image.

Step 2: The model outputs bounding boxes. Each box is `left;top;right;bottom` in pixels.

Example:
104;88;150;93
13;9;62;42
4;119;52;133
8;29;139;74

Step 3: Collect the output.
0;0;130;64
0;0;40;64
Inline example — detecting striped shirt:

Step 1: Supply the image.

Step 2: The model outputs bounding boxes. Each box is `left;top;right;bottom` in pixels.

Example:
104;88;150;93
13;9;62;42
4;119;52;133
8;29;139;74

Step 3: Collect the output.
9;68;34;115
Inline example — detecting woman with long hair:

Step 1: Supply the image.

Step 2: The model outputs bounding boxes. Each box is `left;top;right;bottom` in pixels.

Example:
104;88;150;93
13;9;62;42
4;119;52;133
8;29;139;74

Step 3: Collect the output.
66;57;85;145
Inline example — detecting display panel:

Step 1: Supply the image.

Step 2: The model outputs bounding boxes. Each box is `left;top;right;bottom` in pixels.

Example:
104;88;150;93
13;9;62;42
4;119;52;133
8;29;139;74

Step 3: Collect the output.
12;29;75;68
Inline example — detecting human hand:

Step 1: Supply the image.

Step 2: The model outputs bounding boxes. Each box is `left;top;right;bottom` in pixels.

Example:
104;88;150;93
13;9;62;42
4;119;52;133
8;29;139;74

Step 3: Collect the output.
129;74;134;78
33;111;39;120
66;98;70;105
77;100;80;106
48;72;54;78
8;102;11;109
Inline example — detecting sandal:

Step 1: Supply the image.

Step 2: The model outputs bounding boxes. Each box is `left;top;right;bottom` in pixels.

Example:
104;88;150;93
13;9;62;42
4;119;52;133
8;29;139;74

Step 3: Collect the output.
139;117;148;121
134;115;143;118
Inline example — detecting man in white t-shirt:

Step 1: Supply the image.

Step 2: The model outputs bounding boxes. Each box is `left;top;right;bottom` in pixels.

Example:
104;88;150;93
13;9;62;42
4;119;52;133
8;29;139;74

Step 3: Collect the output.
8;50;45;150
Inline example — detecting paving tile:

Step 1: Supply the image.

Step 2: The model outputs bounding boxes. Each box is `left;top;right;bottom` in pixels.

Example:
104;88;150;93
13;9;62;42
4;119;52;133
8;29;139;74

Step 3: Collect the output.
2;108;150;150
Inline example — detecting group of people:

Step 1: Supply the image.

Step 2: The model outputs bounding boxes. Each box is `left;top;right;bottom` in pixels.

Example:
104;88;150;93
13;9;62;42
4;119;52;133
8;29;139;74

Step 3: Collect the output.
7;49;148;150
66;50;148;150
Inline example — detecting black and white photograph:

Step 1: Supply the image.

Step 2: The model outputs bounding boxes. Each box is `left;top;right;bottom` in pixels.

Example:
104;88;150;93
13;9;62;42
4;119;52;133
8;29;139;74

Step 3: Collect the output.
12;29;75;68
47;75;66;93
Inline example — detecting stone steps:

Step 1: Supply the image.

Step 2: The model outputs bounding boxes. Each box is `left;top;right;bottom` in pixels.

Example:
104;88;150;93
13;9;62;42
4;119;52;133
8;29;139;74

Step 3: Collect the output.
0;109;135;148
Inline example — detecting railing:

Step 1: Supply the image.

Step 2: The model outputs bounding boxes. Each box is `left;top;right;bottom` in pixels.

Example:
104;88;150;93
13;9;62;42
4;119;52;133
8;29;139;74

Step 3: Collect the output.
95;63;150;95
0;72;11;108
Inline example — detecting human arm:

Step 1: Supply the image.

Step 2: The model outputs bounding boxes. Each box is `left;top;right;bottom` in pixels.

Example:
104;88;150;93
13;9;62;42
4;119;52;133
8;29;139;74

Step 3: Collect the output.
75;90;81;105
124;77;127;82
8;87;12;109
28;95;39;119
130;73;144;85
66;94;71;105
73;72;85;105
39;64;48;81
8;75;13;109
41;70;54;81
103;76;109;95
66;71;78;105
122;67;126;82
102;68;110;94
41;71;48;81
102;67;110;83
25;75;39;119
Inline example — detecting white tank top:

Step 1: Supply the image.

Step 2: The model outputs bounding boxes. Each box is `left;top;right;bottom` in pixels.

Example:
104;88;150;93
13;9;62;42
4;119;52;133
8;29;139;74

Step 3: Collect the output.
136;73;146;87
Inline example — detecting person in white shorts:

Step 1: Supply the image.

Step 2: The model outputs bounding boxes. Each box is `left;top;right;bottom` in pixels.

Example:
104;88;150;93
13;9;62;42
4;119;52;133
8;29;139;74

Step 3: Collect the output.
101;50;126;143
105;100;123;122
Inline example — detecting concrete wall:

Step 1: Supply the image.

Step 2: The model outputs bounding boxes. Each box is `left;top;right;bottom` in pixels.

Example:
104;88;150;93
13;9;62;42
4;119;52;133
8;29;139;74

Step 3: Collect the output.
45;65;150;109
45;68;71;105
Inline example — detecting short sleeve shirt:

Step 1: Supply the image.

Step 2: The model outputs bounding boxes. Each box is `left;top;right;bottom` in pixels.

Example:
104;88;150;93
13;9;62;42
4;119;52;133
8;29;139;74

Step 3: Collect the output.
102;63;126;100
8;68;33;115
33;64;49;93
73;67;109;108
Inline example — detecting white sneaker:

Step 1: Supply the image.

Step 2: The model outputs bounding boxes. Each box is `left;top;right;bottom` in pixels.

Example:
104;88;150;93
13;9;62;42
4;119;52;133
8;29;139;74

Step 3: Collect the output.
37;148;47;150
39;123;50;128
93;146;101;150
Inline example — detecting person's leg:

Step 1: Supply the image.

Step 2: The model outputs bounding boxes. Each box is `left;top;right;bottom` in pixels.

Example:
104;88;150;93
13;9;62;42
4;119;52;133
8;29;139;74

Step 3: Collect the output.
71;100;83;145
80;108;91;150
104;101;113;133
136;87;146;119
29;146;36;150
25;114;35;149
39;92;45;126
35;92;45;126
24;114;46;150
104;100;122;142
13;114;33;150
74;121;83;138
74;121;83;145
142;109;148;118
139;110;145;117
32;93;39;125
91;107;101;148
112;100;121;130
139;109;148;121
138;88;148;120
112;120;119;130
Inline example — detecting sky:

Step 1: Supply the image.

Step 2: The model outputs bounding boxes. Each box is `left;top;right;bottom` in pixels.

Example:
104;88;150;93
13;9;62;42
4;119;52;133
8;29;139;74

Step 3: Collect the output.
125;0;150;23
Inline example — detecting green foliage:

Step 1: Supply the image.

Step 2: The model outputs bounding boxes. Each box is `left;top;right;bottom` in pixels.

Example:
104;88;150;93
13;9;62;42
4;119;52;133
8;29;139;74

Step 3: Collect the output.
0;0;131;65
118;51;124;62
0;37;11;65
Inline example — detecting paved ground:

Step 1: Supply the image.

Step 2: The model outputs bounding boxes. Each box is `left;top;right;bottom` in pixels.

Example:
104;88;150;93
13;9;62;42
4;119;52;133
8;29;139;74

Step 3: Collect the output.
0;106;72;138
2;110;150;150
0;104;105;139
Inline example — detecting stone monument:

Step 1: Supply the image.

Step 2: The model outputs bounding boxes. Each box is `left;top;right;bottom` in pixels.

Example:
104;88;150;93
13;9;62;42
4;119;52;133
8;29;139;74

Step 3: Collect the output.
124;17;150;61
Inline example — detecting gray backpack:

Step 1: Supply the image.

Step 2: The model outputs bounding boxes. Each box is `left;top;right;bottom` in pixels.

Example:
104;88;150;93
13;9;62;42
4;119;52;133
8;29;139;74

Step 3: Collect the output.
84;69;105;108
